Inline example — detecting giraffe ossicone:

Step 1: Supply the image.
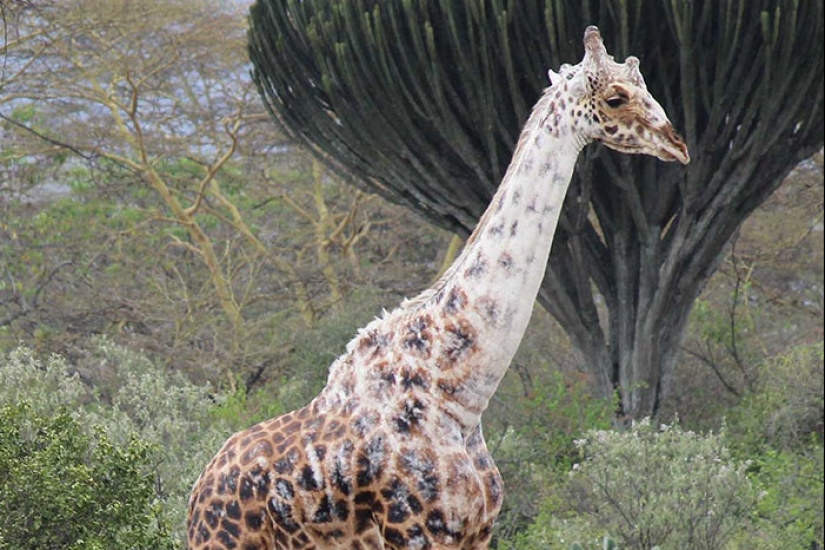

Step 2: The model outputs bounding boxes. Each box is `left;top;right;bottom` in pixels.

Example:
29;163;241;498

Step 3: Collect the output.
187;25;688;550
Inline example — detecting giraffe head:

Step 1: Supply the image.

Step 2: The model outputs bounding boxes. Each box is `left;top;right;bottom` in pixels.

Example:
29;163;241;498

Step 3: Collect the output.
550;26;689;164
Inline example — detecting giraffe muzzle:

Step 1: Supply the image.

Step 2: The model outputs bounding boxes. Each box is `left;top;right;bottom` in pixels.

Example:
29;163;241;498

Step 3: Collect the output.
657;124;690;164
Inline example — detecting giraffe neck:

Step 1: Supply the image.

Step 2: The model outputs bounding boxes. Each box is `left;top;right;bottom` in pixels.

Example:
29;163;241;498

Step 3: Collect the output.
421;86;584;428
319;85;585;435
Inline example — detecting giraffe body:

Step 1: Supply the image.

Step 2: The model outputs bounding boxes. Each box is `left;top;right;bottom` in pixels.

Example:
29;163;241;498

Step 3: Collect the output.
187;26;688;550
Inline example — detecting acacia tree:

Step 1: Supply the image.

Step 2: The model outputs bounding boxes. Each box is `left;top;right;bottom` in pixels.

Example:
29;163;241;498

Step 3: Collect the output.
0;0;319;382
248;0;824;418
1;0;424;386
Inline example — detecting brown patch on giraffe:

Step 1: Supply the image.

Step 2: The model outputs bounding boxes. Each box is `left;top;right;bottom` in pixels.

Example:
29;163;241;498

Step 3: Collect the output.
243;464;271;501
463;253;488;278
396;447;440;503
436;377;459;396
392;397;426;434
623;134;639;146
281;416;302;435
357;329;393;361
357;329;378;352
443;318;477;364
404;314;434;356
240;439;274;466
323;418;347;442
356;434;387;487
329;441;354;496
496;190;507;211
542;203;557;216
353;408;380;438
274;430;298;456
273;449;300;475
353;491;377;536
218;518;242;547
374;358;395;385
517;156;535;175
217;465;241;496
485;472;503;510
477;296;501;326
539;161;554;176
497;252;516;273
274;433;298;457
442;287;468;314
399;365;430;391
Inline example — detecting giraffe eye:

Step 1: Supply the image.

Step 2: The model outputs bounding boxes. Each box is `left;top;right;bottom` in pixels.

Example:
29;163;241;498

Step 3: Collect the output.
605;95;627;108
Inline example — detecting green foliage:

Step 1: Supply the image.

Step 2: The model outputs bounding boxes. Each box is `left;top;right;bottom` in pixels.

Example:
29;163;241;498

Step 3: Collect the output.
0;402;176;550
0;341;240;546
488;370;614;541
275;285;401;410
727;341;824;452
722;342;824;549
731;445;824;549
566;537;659;550
513;420;755;550
690;296;754;352
209;376;285;430
0;347;89;411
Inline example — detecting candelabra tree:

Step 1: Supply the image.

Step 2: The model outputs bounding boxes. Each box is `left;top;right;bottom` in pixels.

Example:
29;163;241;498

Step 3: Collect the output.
248;0;823;418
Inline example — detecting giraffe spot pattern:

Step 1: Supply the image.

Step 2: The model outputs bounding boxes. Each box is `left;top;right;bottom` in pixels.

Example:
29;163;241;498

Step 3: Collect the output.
186;25;681;550
463;253;487;278
404;315;433;354
442;287;467;314
443;320;476;363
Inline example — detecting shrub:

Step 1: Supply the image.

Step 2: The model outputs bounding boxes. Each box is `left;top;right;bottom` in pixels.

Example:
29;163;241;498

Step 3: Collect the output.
0;402;176;550
0;341;236;545
732;445;824;550
517;420;756;550
727;341;824;452
0;346;89;411
716;342;824;549
488;370;614;542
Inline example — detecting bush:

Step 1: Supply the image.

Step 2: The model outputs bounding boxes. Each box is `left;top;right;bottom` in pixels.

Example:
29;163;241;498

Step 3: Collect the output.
731;445;824;550
0;402;176;550
515;420;756;550
487;370;614;542
720;342;824;549
727;341;823;452
0;341;236;545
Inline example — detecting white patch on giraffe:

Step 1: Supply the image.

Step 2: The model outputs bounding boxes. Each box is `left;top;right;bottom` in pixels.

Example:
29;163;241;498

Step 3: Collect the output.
269;495;290;516
305;443;324;489
275;477;293;499
408;532;429;550
251;467;268;489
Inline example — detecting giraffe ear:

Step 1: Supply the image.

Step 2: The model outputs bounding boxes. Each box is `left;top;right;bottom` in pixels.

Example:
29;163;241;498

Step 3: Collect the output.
547;68;562;85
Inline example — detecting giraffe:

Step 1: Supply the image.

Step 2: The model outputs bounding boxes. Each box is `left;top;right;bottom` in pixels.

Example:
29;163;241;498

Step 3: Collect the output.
186;26;689;550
